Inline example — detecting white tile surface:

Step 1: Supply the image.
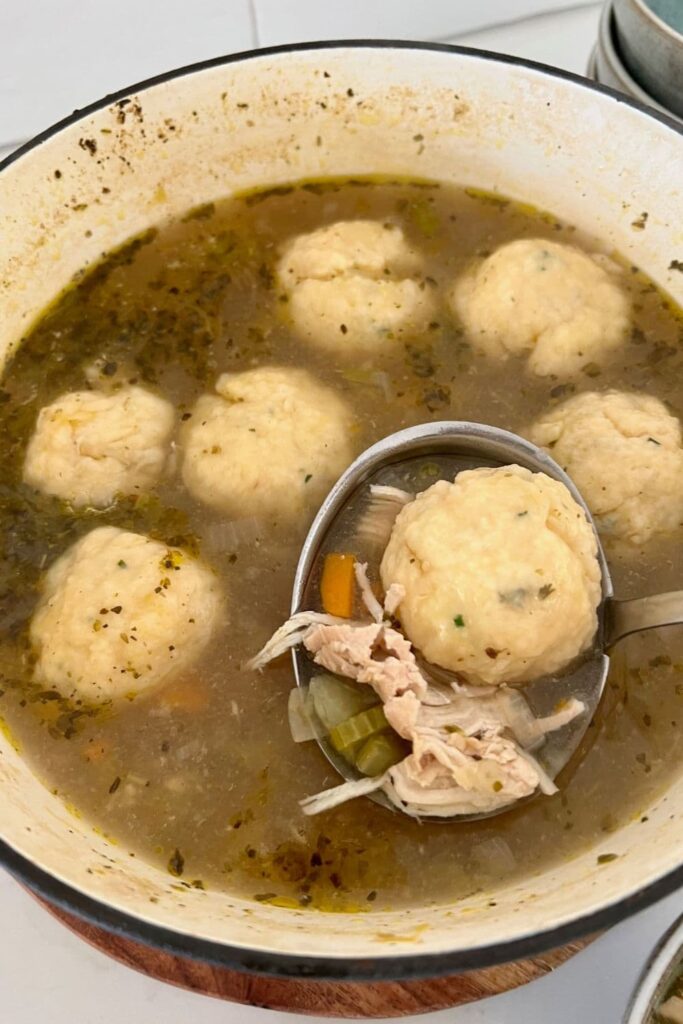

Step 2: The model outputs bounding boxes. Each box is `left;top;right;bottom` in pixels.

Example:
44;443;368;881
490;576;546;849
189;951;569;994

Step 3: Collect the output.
0;0;256;144
253;0;599;47
446;4;602;75
1;868;681;1024
3;3;679;1024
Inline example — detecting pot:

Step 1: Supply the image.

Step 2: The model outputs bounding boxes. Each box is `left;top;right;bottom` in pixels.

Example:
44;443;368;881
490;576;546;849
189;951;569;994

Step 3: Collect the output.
1;42;682;982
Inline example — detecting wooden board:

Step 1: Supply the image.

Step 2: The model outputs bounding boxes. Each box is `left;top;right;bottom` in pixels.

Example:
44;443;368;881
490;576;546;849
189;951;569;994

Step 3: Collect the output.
35;894;595;1018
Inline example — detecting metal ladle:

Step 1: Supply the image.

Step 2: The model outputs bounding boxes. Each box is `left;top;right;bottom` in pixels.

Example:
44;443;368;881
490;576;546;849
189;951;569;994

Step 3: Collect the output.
291;421;683;820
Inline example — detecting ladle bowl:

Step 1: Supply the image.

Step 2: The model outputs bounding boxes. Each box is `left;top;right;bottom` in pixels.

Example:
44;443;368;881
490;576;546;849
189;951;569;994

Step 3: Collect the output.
292;421;683;819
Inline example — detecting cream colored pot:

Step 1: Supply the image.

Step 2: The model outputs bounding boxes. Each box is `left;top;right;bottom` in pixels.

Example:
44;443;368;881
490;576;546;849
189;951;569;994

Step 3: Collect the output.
1;42;682;980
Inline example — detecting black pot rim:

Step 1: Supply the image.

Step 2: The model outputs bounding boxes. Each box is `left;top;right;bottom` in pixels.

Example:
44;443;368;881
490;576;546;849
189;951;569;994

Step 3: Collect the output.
1;38;682;984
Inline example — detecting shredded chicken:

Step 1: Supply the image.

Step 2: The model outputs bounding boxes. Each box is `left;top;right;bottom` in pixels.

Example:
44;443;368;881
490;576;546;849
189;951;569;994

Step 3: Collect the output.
304;621;428;703
249;558;584;819
245;611;351;671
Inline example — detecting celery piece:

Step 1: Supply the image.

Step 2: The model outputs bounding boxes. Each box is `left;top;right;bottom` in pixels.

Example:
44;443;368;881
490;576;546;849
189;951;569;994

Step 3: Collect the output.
329;705;388;752
310;674;379;732
355;731;408;776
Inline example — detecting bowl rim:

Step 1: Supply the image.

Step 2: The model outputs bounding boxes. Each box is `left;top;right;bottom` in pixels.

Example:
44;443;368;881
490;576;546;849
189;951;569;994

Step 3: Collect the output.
1;38;683;982
623;912;683;1023
625;0;683;45
597;0;673;111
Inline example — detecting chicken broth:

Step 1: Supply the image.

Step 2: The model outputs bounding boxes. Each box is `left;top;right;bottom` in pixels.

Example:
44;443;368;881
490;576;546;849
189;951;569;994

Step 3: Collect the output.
1;178;682;911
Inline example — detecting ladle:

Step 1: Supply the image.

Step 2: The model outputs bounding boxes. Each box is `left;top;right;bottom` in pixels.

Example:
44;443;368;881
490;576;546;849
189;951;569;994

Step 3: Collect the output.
291;422;683;819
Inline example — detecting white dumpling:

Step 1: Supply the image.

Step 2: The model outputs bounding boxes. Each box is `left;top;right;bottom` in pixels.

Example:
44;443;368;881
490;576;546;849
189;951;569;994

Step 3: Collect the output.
181;366;353;521
449;239;629;377
30;526;223;703
277;220;434;354
529;390;683;544
380;465;601;685
23;386;175;507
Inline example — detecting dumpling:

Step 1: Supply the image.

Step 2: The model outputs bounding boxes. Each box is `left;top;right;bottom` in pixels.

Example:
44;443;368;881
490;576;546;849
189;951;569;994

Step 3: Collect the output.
449;239;629;377
23;386;175;507
380;465;601;685
181;366;353;521
276;220;434;354
30;526;223;703
529;390;683;544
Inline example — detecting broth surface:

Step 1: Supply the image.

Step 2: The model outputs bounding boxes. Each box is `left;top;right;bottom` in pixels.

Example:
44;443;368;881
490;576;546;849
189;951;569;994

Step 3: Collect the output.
1;178;683;911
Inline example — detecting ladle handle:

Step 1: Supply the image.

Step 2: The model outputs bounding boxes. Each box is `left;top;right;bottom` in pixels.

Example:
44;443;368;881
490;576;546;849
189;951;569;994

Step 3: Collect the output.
606;591;683;647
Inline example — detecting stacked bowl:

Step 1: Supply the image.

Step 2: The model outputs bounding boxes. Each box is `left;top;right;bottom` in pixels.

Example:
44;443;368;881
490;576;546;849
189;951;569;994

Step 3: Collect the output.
591;0;683;124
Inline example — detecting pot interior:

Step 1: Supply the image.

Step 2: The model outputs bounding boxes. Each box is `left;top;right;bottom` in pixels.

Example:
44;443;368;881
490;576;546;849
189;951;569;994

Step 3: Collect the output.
1;44;682;973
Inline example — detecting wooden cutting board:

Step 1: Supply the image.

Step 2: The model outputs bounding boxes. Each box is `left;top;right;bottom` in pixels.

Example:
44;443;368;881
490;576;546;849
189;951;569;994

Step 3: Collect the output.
36;894;594;1018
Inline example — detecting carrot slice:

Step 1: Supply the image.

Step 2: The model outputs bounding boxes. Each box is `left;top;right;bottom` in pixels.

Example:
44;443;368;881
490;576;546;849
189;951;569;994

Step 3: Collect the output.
320;553;356;618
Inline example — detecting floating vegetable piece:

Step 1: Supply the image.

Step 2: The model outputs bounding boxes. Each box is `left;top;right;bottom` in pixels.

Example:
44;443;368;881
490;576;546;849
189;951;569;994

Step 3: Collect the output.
287;686;318;743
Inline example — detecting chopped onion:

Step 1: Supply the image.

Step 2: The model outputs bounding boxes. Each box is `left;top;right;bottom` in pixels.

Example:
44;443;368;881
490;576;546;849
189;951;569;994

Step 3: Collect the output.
300;773;389;816
658;995;683;1024
202;517;263;551
472;837;517;875
371;371;394;402
357;484;413;546
512;742;558;796
354;561;384;623
287;687;317;743
497;688;543;749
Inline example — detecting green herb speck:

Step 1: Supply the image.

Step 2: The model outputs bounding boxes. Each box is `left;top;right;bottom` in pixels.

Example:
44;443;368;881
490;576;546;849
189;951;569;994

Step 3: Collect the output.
453;614;465;628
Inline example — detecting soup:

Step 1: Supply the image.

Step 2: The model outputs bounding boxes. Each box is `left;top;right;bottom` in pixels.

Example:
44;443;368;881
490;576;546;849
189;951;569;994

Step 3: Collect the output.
1;178;682;912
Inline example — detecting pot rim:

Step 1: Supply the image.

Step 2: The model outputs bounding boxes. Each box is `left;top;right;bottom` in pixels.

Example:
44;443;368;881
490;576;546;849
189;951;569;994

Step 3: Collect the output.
1;38;683;982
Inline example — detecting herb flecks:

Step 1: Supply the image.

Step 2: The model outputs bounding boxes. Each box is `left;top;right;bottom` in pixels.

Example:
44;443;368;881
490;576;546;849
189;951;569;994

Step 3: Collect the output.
168;848;185;877
453;614;465;628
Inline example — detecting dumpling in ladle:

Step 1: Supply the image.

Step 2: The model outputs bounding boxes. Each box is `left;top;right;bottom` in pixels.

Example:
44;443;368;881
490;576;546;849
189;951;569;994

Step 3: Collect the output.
249;465;599;818
381;465;601;685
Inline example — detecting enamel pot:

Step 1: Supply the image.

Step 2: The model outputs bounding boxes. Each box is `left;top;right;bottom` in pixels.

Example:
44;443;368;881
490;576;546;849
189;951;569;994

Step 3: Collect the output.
1;41;682;981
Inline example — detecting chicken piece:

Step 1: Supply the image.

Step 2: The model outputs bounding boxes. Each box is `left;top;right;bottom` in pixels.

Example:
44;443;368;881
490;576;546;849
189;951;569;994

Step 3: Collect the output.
386;725;543;815
304;621;428;703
